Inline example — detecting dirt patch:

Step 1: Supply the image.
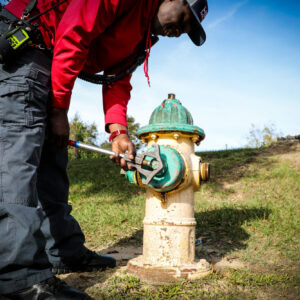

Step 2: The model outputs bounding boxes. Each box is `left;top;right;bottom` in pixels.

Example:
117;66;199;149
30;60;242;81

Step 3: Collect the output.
99;245;143;266
277;145;300;167
262;141;300;157
57;246;143;291
213;257;246;272
260;142;300;170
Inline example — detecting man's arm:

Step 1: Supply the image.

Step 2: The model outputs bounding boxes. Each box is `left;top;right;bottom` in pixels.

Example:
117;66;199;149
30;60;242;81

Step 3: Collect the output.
50;0;119;109
47;0;119;148
49;0;137;161
103;74;136;168
48;107;69;148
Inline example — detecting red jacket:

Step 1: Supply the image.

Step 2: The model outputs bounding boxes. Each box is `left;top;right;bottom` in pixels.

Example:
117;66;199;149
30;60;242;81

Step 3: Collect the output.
5;0;159;130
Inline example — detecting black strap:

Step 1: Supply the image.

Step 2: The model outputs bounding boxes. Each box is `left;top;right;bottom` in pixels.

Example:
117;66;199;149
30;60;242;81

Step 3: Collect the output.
29;0;68;23
78;36;159;85
78;72;117;85
23;0;37;17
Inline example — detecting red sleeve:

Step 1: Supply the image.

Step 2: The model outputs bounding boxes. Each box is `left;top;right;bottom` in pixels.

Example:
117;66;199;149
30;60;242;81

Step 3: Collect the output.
103;73;132;132
50;0;119;109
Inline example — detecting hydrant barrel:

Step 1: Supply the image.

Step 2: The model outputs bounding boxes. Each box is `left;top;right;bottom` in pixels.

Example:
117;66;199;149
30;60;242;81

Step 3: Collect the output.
127;94;211;283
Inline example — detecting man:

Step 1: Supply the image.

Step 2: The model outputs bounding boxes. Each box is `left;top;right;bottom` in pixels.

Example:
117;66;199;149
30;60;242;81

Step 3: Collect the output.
0;0;208;299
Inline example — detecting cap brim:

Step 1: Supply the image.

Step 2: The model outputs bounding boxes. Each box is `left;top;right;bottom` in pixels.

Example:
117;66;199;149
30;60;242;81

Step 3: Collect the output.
188;24;206;46
187;1;207;46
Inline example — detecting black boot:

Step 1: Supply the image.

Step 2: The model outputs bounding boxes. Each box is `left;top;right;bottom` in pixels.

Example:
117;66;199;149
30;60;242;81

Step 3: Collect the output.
2;276;91;299
52;249;116;274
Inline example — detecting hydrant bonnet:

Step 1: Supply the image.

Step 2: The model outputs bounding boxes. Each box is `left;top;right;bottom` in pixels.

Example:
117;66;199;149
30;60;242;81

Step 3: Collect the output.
137;94;205;142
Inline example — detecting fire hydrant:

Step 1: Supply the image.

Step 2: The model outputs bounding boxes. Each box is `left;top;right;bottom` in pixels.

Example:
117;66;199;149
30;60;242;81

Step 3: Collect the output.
125;94;211;284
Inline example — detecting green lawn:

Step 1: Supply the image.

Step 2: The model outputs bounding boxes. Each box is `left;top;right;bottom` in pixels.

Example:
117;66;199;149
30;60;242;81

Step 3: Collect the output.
64;143;300;299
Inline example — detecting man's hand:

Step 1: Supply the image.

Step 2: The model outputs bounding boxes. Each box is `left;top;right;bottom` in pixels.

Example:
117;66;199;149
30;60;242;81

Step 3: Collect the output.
109;124;136;170
48;107;70;148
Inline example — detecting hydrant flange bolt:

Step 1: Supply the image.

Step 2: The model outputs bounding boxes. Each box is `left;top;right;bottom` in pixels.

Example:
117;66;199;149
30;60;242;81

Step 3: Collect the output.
173;133;180;140
151;134;158;141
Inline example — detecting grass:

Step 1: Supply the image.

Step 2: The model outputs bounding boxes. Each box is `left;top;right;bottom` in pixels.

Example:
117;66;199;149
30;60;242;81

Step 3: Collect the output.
65;143;300;299
67;156;145;247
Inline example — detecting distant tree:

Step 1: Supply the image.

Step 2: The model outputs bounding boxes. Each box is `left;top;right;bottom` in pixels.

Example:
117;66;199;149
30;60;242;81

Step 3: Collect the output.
69;113;98;159
246;123;281;148
127;115;143;150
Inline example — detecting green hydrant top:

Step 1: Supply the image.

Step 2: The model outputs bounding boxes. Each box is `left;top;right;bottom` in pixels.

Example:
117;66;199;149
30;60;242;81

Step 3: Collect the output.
137;94;205;139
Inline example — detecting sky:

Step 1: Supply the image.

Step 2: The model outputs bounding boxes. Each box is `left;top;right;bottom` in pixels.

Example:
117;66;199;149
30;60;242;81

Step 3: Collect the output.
1;0;300;150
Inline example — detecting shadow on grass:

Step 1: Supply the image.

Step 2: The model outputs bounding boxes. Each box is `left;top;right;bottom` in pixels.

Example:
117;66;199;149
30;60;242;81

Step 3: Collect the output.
194;207;271;264
63;207;270;292
68;155;142;203
62;230;144;292
107;207;271;264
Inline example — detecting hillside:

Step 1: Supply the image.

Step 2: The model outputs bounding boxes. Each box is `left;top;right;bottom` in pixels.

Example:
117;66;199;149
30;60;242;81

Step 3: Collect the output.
61;140;300;299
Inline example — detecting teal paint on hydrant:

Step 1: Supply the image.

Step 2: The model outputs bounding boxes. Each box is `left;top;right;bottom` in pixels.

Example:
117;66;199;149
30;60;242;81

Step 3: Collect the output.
125;93;209;192
125;169;136;185
137;95;205;140
129;145;185;192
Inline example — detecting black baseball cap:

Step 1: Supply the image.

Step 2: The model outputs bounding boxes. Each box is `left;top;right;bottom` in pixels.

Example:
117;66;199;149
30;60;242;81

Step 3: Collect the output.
186;0;208;46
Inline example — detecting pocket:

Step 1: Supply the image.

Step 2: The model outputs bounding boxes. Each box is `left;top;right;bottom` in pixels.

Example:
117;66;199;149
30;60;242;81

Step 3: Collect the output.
0;206;16;266
0;51;51;126
0;83;29;125
25;70;51;127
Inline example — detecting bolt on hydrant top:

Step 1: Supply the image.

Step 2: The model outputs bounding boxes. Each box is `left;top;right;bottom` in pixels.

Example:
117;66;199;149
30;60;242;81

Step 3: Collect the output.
137;94;205;141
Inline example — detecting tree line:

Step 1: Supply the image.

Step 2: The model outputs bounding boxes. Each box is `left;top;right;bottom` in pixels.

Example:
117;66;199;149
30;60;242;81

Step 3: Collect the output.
68;113;143;160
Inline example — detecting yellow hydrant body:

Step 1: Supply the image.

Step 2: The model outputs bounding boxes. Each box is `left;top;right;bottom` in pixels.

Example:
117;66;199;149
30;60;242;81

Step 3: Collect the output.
126;95;211;283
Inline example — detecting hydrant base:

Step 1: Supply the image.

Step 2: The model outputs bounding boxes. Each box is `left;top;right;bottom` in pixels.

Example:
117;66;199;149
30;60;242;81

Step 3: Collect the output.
127;256;211;285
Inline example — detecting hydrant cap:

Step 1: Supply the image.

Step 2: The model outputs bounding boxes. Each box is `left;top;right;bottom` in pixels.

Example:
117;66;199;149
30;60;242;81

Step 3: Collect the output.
137;95;205;139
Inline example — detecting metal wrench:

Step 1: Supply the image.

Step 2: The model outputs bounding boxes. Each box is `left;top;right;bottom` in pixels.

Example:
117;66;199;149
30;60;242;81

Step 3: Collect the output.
68;140;164;185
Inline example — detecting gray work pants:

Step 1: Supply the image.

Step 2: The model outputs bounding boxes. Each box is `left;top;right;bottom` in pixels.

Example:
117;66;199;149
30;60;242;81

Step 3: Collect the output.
0;15;86;294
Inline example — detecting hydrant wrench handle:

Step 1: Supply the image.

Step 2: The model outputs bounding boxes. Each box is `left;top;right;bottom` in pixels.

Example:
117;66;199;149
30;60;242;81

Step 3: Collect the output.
68;140;163;185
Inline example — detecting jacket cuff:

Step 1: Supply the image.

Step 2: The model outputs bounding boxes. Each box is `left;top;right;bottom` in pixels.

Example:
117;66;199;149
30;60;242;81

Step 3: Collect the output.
51;92;71;109
105;110;128;133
